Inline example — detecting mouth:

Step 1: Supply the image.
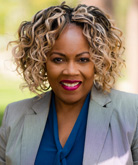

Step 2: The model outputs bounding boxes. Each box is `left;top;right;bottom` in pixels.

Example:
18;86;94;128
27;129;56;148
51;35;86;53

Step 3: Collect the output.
60;80;82;91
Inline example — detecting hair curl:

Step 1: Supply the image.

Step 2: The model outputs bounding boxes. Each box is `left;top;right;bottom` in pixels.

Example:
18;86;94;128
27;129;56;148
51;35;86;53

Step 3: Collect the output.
10;2;125;95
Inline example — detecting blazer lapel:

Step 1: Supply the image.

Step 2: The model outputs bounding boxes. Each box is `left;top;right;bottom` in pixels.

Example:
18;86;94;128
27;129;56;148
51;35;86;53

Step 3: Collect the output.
83;87;113;165
21;91;52;165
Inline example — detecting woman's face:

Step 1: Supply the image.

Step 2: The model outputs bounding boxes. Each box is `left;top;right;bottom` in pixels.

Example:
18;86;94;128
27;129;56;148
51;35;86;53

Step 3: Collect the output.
46;24;94;105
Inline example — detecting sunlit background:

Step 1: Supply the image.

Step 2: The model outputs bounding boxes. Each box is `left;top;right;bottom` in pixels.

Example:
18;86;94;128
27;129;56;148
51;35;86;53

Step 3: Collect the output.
0;0;138;124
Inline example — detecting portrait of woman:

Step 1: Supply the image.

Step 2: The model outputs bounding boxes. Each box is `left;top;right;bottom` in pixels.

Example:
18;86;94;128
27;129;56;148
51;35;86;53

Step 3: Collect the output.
0;2;138;165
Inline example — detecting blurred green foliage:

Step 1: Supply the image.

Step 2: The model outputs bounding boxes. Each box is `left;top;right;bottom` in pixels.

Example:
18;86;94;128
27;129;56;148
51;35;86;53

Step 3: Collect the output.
0;0;78;35
114;0;131;32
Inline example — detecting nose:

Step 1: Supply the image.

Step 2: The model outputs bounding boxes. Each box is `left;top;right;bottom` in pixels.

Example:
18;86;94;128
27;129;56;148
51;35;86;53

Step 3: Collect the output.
62;61;80;76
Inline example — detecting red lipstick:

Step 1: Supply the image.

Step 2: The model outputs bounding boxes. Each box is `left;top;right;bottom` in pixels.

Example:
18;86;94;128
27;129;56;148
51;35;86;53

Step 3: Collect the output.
60;80;82;91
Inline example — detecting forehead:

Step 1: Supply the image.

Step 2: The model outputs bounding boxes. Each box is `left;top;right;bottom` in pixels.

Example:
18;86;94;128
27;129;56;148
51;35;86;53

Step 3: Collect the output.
57;23;85;41
51;23;89;53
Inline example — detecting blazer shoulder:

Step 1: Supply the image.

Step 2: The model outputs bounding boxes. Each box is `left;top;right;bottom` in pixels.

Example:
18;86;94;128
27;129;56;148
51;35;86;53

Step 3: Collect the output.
6;95;38;115
110;89;138;104
3;91;51;126
109;89;138;115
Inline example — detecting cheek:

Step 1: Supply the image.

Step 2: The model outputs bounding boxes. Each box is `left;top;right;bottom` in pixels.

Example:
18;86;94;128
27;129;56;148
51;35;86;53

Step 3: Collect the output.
46;63;62;84
46;62;57;76
47;70;57;82
83;64;95;79
47;71;59;89
46;65;55;82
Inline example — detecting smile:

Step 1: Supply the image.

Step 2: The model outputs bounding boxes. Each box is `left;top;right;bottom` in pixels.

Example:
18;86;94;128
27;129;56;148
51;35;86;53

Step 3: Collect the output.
60;80;82;91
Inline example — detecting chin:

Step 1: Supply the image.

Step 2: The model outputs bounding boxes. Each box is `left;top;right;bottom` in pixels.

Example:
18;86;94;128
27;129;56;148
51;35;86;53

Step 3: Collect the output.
59;94;86;105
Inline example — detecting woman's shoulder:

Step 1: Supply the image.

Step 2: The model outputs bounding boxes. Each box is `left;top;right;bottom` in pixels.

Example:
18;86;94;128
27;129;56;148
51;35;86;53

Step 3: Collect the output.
109;89;138;120
2;91;51;126
92;86;138;116
92;86;138;110
110;89;138;108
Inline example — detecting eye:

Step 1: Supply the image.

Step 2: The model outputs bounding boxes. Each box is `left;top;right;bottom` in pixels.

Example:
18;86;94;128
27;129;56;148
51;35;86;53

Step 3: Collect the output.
79;58;90;63
52;58;64;63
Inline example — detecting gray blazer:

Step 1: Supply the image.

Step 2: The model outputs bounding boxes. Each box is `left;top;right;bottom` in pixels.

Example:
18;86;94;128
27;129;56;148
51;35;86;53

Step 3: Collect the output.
0;87;138;165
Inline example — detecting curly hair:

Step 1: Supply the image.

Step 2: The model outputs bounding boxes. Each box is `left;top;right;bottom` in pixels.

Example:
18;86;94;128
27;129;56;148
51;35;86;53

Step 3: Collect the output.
10;2;125;95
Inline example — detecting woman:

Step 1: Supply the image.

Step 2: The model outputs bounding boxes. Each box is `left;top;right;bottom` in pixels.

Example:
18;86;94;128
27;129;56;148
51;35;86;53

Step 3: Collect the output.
0;2;138;165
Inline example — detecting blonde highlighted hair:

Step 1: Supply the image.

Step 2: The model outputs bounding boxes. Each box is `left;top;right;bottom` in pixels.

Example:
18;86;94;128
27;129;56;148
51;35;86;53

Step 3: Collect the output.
10;2;125;95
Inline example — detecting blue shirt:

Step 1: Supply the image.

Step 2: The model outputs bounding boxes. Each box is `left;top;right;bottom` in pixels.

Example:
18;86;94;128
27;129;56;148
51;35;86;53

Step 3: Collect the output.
35;92;90;165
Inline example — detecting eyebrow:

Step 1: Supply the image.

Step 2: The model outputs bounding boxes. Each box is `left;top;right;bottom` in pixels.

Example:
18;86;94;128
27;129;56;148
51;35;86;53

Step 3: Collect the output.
50;51;90;57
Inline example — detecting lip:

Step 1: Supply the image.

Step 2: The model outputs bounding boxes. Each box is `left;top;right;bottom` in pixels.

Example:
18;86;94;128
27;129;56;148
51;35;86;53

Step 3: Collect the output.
60;80;82;91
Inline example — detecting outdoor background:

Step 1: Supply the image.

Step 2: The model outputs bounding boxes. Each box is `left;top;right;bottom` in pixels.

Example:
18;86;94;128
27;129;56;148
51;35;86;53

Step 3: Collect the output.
0;0;138;125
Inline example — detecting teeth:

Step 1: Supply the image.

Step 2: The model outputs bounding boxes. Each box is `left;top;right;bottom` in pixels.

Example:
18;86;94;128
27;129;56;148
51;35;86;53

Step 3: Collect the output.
62;82;80;87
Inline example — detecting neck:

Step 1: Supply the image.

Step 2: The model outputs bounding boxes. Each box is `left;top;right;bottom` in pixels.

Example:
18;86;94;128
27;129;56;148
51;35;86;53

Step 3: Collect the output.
54;95;86;116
